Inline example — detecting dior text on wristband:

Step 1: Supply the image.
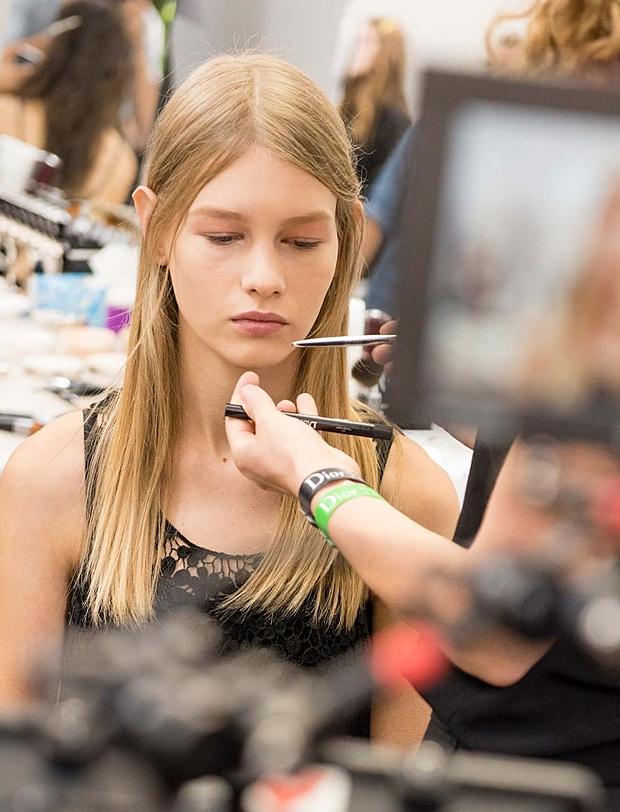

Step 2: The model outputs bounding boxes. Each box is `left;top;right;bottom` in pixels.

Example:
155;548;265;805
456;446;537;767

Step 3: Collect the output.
298;467;366;527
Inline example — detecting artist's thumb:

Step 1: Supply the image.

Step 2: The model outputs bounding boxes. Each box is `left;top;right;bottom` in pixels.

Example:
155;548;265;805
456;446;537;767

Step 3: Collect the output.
231;371;260;406
239;382;279;423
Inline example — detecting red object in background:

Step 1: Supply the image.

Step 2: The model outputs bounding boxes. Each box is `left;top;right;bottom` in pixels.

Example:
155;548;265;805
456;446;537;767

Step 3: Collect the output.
589;474;620;536
368;622;449;691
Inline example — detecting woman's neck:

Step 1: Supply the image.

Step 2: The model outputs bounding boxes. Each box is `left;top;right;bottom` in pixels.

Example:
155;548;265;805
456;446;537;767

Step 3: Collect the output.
177;345;297;453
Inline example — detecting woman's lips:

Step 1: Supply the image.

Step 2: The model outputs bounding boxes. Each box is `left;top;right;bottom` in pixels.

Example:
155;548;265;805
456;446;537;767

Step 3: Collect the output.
231;313;288;336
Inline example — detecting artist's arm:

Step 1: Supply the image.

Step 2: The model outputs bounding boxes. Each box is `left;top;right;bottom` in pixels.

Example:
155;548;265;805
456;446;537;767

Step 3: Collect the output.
0;411;84;708
226;372;600;687
371;435;459;746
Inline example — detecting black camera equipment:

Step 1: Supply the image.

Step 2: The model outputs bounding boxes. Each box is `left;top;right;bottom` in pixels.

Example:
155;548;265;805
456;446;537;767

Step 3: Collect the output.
320;737;605;812
428;438;620;672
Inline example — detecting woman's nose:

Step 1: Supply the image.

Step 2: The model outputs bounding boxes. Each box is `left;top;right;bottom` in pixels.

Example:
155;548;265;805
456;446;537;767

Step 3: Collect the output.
240;246;286;297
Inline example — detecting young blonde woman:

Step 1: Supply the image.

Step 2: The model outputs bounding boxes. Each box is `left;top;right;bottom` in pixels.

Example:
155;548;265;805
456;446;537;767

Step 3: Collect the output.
0;53;459;744
339;17;411;191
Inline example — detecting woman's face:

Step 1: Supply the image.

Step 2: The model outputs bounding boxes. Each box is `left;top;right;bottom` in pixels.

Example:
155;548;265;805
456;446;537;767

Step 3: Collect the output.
166;149;340;371
348;23;381;78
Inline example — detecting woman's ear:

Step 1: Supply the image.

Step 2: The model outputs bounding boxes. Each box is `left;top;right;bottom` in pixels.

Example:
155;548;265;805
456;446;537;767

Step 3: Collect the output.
133;185;169;265
132;185;158;233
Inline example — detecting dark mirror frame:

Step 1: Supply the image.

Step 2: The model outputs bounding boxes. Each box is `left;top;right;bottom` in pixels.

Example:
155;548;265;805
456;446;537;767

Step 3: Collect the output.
386;68;620;445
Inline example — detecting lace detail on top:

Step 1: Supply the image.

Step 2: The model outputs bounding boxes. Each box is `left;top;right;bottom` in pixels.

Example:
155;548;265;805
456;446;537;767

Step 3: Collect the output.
159;521;262;611
154;520;371;668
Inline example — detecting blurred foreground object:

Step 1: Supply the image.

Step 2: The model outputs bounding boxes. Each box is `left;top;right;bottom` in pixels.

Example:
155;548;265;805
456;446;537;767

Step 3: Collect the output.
0;608;605;812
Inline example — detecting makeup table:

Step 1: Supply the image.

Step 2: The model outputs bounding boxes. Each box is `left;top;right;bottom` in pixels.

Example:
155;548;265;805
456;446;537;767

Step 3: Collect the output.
0;289;125;471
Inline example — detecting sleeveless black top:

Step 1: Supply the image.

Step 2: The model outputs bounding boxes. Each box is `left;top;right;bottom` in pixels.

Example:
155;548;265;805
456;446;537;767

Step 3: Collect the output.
69;399;393;671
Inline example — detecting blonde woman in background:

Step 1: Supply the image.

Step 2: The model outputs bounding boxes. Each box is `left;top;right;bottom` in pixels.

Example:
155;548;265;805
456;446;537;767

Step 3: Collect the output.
340;17;411;192
516;175;620;410
0;53;459;746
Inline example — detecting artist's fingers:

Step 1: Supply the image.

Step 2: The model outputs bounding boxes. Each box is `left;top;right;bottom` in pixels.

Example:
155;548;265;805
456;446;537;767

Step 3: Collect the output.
226;372;262;447
230;371;260;405
276;399;296;413
371;343;393;367
238;381;281;423
381;319;398;334
296;392;318;415
371;319;398;367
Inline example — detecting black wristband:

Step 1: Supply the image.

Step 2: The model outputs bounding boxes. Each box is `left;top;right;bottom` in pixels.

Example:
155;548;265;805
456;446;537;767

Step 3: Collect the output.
298;468;366;527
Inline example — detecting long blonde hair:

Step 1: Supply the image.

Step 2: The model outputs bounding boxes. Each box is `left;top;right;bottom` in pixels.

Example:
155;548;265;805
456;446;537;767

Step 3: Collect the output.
340;18;409;147
486;0;620;77
80;53;388;630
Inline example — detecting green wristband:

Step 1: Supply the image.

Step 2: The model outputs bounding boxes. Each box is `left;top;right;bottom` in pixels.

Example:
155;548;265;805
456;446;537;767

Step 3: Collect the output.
313;482;384;547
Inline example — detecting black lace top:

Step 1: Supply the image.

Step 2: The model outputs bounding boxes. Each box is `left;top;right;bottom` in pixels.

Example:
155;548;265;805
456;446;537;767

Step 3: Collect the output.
69;398;393;672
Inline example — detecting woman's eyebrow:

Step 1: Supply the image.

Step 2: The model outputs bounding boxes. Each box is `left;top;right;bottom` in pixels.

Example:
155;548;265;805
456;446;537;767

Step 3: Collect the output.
280;211;333;227
188;206;247;221
187;207;333;226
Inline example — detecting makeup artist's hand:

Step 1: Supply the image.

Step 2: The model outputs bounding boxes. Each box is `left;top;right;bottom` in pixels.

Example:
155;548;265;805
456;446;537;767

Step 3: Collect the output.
226;372;360;495
371;319;398;369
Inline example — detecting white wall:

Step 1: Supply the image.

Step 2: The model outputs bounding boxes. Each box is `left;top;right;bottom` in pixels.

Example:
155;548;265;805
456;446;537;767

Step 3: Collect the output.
0;0;9;45
172;0;347;89
259;0;348;93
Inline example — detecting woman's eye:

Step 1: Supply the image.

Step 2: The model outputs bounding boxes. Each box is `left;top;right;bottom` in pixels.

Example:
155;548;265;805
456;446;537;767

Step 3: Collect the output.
204;234;242;245
288;239;321;250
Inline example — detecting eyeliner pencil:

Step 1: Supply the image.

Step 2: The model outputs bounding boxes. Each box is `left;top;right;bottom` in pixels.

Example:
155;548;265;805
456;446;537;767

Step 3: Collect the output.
225;403;393;441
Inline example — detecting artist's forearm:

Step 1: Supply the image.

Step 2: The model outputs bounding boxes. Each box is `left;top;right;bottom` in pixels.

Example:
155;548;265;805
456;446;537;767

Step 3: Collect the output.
313;491;465;614
313;492;553;685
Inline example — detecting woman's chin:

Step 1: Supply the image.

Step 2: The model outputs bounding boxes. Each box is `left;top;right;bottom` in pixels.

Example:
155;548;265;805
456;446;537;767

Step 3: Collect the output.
223;346;296;372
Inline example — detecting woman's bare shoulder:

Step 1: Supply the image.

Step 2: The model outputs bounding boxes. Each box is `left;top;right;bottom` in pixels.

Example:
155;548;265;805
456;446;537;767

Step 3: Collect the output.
380;431;460;538
0;410;86;564
3;409;85;486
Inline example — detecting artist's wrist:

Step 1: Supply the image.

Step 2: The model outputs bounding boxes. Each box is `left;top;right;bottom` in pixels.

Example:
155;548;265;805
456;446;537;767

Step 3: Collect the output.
309;479;359;513
292;456;361;498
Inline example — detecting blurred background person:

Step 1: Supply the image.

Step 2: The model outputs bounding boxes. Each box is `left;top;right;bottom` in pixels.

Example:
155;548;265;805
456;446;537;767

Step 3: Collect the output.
0;0;166;157
0;1;137;204
361;0;620;330
339;16;411;193
486;0;620;81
